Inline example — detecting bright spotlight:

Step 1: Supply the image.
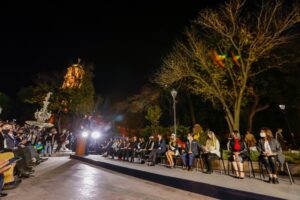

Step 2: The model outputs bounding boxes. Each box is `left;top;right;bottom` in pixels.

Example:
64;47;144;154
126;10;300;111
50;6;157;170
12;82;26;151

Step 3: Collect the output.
82;131;89;138
91;131;101;139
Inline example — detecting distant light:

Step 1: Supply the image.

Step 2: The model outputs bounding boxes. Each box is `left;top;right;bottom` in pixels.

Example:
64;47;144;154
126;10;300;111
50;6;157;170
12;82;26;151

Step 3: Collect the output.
171;89;177;98
82;131;89;138
91;131;101;139
115;115;124;122
103;125;111;132
279;104;286;110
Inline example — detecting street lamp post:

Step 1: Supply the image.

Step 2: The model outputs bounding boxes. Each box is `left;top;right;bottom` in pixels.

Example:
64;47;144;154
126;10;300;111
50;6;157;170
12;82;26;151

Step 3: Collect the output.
279;104;296;147
171;89;177;137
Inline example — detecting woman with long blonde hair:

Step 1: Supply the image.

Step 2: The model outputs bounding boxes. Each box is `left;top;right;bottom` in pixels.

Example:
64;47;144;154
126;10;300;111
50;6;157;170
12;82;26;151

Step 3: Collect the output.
165;133;178;168
201;130;220;174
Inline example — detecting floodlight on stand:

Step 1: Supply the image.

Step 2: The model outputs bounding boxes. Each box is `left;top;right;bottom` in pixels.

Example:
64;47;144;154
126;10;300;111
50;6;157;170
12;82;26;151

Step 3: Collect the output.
82;131;89;138
91;131;101;139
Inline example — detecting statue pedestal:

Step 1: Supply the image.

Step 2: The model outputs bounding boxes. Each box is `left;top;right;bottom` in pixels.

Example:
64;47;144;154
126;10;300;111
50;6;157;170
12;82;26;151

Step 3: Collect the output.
75;137;87;156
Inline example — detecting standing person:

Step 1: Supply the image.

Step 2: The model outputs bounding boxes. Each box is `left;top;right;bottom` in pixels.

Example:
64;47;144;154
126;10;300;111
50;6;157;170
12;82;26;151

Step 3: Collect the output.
193;124;205;145
44;129;55;157
275;128;288;151
228;131;248;179
147;134;166;166
201;131;220;174
257;127;282;184
67;132;75;152
165;133;178;168
55;129;67;153
181;133;201;171
51;128;57;153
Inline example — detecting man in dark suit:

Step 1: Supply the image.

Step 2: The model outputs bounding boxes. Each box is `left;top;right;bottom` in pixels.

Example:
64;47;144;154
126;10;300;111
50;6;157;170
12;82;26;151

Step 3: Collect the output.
148;134;166;166
181;133;202;171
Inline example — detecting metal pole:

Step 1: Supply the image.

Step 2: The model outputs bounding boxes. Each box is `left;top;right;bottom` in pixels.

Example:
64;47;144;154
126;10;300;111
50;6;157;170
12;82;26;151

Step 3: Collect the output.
173;97;177;137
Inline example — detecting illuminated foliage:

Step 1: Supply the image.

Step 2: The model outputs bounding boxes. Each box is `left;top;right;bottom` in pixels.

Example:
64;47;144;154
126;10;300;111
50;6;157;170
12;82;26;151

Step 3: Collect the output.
154;0;300;132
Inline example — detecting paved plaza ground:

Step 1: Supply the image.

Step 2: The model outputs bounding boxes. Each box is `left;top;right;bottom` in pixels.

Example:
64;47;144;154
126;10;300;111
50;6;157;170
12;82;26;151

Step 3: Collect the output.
3;156;300;200
4;157;211;200
72;155;300;200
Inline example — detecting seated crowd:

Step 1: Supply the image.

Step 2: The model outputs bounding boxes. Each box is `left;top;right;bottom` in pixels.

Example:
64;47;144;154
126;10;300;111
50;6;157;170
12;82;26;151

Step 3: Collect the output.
0;120;75;198
100;126;285;185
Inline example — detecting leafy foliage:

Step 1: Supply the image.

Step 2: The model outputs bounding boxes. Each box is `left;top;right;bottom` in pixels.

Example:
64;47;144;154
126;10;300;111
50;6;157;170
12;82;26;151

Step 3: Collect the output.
145;105;162;134
154;0;300;132
19;65;95;116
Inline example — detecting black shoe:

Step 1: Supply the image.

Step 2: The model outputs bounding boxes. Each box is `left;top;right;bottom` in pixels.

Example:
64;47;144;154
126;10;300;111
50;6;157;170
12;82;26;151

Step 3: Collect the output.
141;160;145;164
25;168;35;173
273;177;279;184
0;192;8;197
3;179;21;190
19;171;31;178
39;158;48;162
266;177;272;183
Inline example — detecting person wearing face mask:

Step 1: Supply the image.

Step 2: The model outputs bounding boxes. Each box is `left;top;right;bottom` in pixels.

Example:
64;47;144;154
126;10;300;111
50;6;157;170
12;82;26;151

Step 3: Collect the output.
257;127;282;184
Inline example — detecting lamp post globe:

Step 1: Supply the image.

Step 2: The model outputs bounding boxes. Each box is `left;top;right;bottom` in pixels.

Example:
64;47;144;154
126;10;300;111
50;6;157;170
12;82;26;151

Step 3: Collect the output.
279;104;286;110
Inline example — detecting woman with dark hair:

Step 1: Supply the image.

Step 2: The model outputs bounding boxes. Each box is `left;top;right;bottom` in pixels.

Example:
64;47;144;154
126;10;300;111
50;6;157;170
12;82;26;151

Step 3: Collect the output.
257;127;282;184
228;130;249;179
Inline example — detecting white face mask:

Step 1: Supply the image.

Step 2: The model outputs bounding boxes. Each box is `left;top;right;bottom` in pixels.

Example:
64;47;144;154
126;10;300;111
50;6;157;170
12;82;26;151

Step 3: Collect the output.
260;132;266;138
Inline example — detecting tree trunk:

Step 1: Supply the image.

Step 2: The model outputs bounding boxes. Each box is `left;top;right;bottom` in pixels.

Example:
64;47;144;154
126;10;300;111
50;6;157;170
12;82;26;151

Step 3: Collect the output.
247;94;269;132
225;115;233;133
187;93;196;125
56;111;62;134
233;107;240;132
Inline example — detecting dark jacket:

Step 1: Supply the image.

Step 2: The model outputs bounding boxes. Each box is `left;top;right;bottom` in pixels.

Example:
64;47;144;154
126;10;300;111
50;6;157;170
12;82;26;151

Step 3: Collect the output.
4;133;17;150
184;139;201;156
154;139;166;152
228;139;249;158
257;138;284;164
129;141;138;149
0;133;5;150
144;140;154;151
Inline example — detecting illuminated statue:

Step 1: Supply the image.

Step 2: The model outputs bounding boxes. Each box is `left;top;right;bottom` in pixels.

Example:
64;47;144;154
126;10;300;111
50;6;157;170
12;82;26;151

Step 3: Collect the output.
62;61;85;89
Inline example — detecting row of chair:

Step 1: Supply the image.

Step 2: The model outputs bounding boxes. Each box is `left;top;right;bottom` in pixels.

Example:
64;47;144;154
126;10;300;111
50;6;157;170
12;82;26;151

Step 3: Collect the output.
157;150;295;184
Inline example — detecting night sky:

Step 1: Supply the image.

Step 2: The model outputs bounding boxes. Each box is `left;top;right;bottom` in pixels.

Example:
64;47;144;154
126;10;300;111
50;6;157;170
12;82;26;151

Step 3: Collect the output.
0;1;220;99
